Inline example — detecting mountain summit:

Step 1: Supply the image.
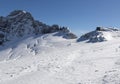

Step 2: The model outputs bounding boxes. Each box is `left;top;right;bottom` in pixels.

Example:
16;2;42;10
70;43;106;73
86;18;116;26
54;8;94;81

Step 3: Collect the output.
0;10;77;44
77;27;120;43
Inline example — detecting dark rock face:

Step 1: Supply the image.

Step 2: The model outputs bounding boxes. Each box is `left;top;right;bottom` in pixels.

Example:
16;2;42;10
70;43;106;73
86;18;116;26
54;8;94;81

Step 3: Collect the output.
0;10;77;44
6;10;35;37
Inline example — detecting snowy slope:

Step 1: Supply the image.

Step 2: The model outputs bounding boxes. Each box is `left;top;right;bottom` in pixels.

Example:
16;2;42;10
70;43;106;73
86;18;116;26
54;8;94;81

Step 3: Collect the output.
0;31;120;84
0;10;120;84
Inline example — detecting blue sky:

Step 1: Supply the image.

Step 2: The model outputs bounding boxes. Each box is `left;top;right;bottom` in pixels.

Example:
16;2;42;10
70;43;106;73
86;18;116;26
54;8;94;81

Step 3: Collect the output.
1;0;120;35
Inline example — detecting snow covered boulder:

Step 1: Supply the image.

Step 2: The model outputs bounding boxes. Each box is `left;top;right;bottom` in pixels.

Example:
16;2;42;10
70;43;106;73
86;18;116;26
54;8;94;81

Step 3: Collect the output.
77;27;114;43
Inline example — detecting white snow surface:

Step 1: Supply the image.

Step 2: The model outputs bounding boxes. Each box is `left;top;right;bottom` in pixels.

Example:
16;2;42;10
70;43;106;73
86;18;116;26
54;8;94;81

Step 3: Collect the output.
0;33;120;84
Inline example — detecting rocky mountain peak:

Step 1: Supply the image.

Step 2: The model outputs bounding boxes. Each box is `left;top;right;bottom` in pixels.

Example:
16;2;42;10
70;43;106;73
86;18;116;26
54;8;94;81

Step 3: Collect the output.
7;10;34;25
77;27;119;43
0;10;77;45
7;10;33;18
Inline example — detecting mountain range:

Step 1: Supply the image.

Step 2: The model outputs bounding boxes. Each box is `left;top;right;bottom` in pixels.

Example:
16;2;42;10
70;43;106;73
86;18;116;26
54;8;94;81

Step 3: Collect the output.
0;10;120;84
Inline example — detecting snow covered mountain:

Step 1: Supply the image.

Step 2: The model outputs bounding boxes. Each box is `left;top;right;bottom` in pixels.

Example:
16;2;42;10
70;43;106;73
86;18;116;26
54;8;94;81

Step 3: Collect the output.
0;10;77;44
77;27;120;43
0;10;120;84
